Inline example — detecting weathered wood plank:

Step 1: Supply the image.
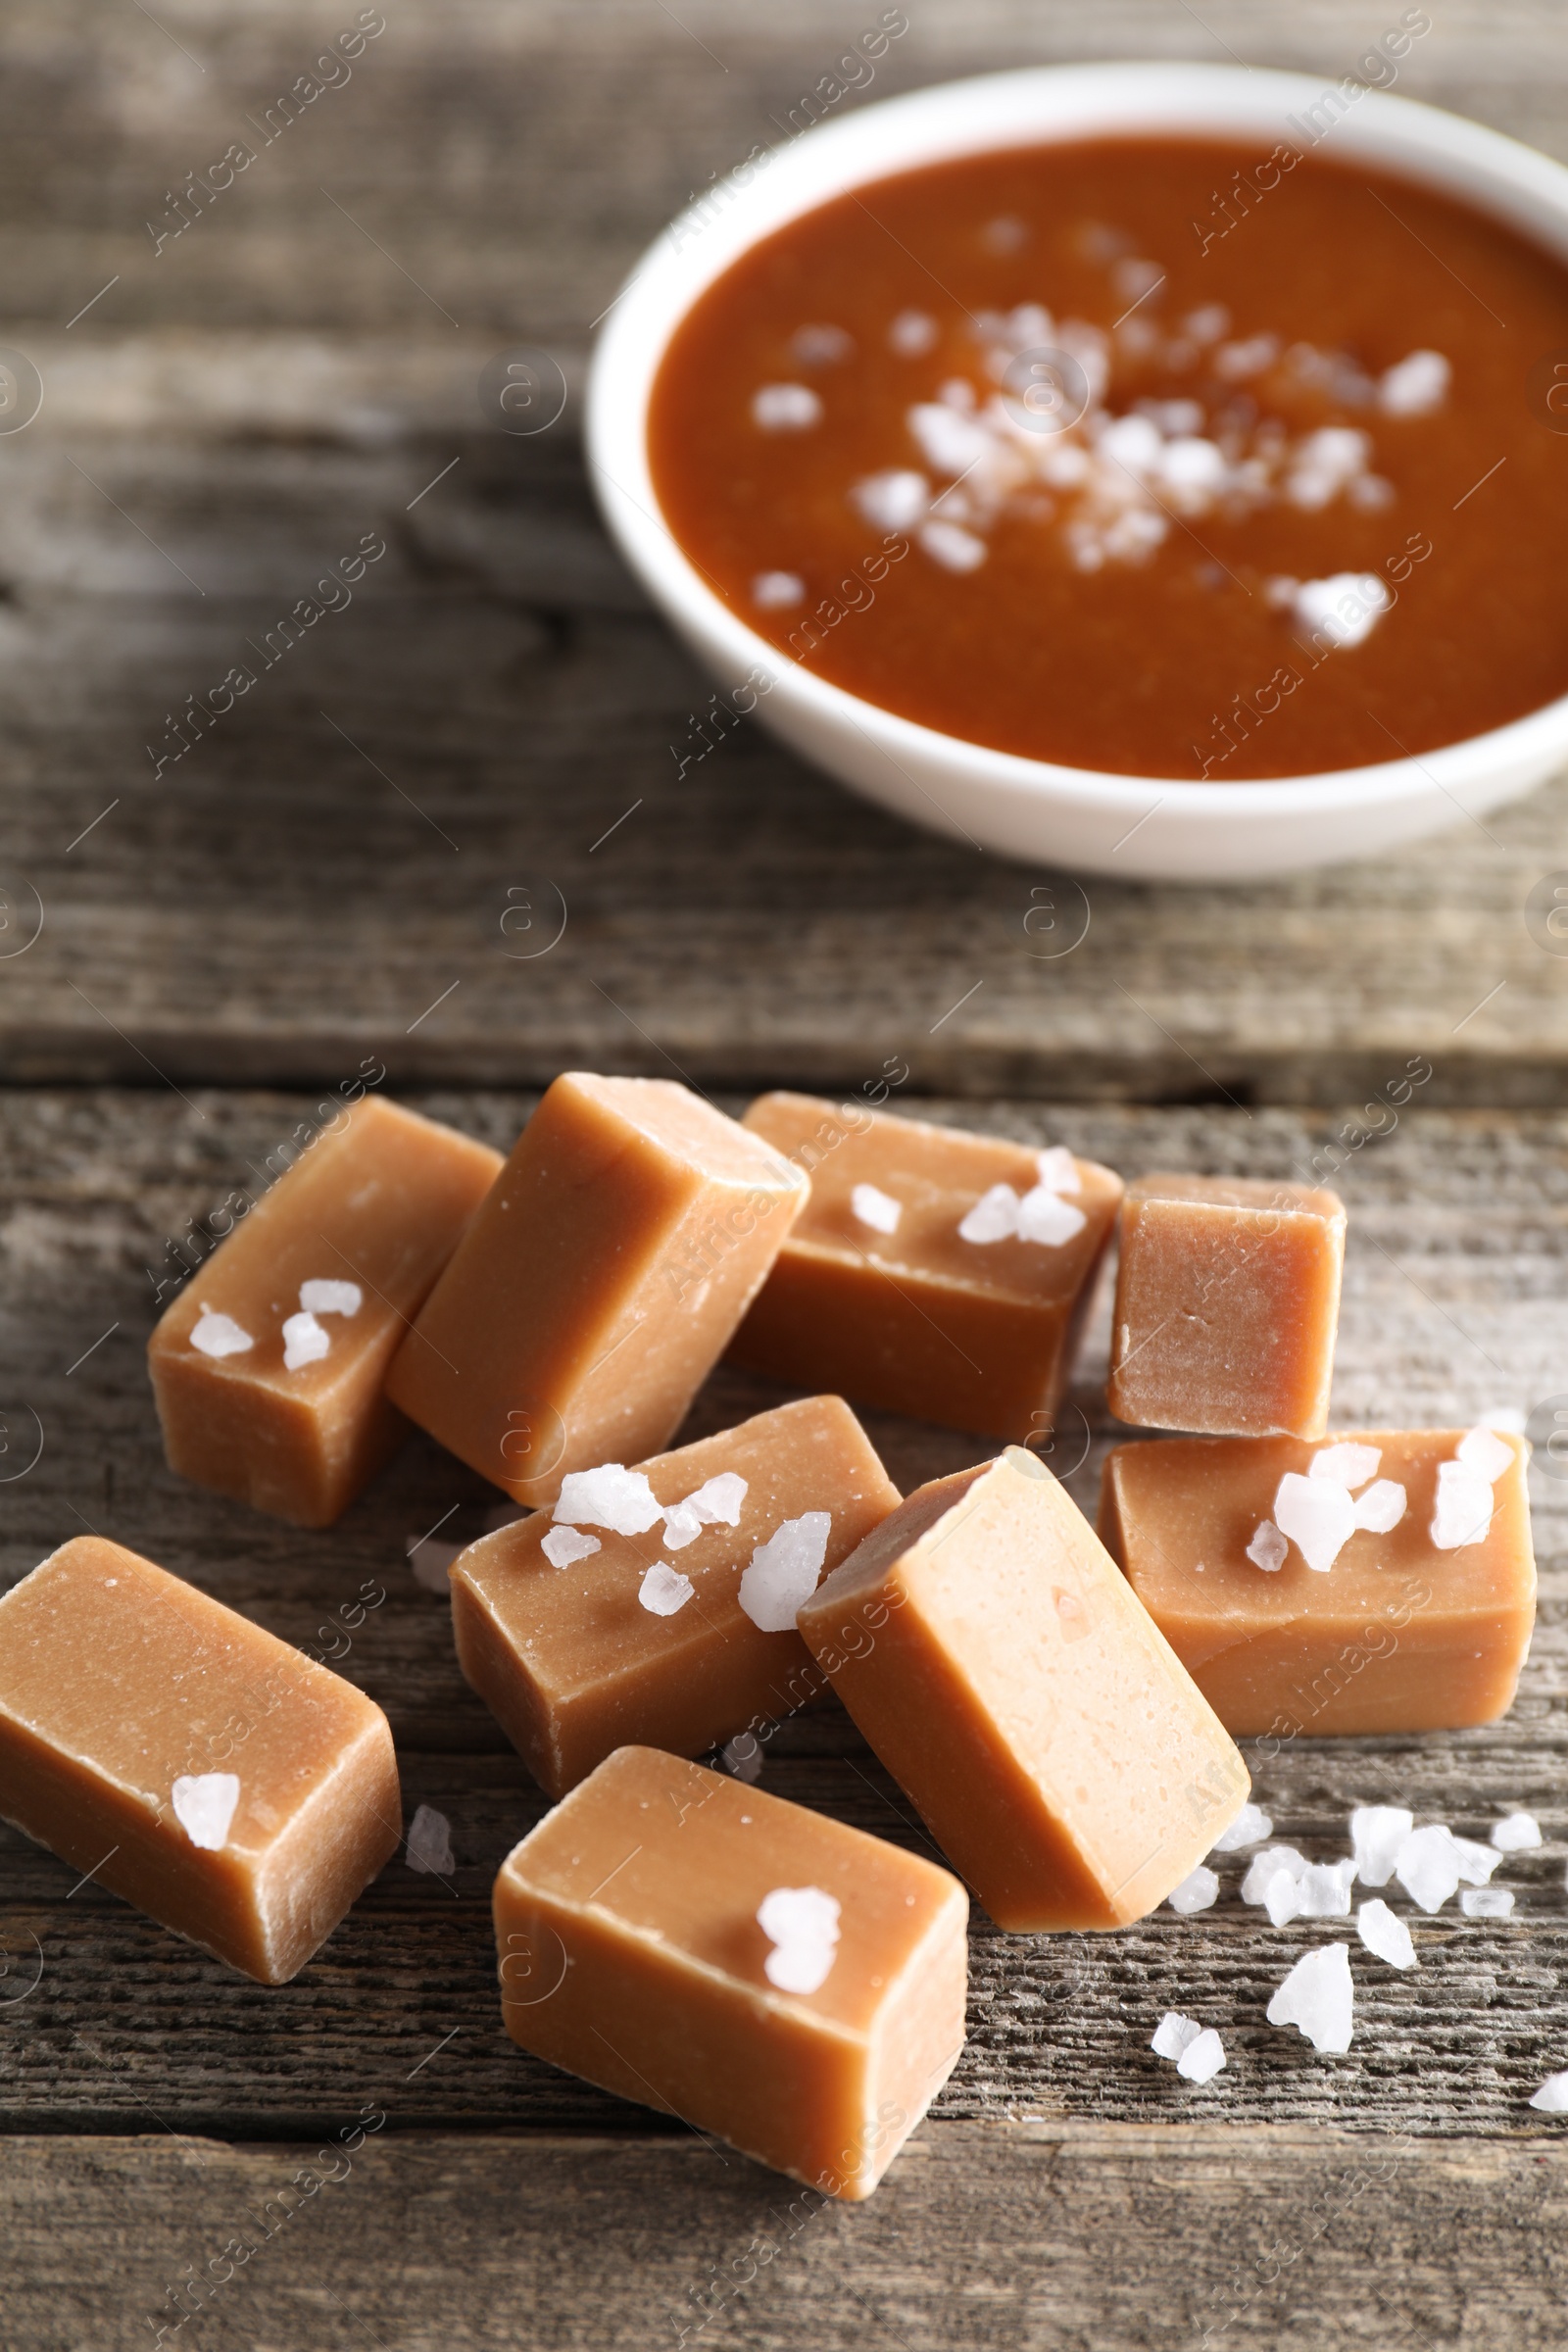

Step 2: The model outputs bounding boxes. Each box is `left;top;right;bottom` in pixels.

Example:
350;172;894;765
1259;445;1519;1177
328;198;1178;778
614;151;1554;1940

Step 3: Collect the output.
1;1089;1565;2136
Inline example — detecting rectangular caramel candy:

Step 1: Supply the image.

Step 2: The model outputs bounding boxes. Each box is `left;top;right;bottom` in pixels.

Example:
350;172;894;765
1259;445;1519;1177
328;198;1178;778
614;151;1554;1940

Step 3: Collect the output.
149;1096;503;1526
1107;1173;1346;1439
1100;1428;1536;1735
797;1448;1250;1931
450;1396;899;1796
730;1093;1122;1442
494;1745;967;2197
0;1537;400;1982
386;1074;808;1506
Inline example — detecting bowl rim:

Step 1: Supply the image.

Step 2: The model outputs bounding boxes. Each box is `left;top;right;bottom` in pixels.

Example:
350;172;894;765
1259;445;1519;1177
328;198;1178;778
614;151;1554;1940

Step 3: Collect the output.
585;58;1568;817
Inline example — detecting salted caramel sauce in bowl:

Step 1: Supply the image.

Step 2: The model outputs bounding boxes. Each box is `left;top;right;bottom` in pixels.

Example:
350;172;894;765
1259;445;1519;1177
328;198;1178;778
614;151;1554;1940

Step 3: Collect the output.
587;62;1568;877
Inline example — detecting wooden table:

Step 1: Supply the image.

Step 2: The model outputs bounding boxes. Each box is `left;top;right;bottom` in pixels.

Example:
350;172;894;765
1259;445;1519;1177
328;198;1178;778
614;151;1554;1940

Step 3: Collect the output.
4;3;1568;2342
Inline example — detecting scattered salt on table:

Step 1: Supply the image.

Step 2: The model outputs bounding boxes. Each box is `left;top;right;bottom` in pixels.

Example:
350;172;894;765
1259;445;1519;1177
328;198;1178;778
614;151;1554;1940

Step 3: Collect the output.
1267;1943;1354;2053
1211;1801;1273;1853
406;1803;455;1876
1460;1886;1514;1919
1356;1898;1418;1970
1350;1805;1413;1888
1530;2072;1568;2114
1178;2029;1226;2084
1167;1864;1219;1915
1395;1824;1462;1913
1492;1811;1542;1853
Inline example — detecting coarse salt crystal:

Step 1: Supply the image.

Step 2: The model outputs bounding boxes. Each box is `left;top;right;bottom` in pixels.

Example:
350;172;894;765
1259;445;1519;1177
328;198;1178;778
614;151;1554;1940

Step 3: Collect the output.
889;309;938;357
1456;1425;1514;1484
1178;2028;1227;2085
752;570;806;609
1349;1806;1415;1888
1015;1183;1087;1246
1357;1897;1418;1970
918;517;987;573
907;402;990;477
738;1511;831;1632
190;1306;253;1359
1431;1459;1494;1551
298;1278;363;1318
1532;2072;1568;2114
1377;349;1450;416
1492;1811;1542;1853
172;1772;240;1852
1460;1886;1514;1919
958;1183;1020;1245
683;1473;748;1527
1035;1147;1081;1194
1273;1471;1355;1573
1395;1824;1461;1913
1450;1836;1502;1886
1267;1942;1354;2053
281;1309;330;1372
1264;1872;1305;1929
541;1525;601;1570
758;1885;840;1993
1152;2010;1202;2061
852;1181;903;1236
1297;1859;1357;1919
1211;1801;1273;1853
1309;1442;1381;1491
1290;570;1390;650
661;1501;705;1551
1285;428;1371;511
852;468;930;534
405;1803;454;1876
1167;1864;1220;1915
638;1559;695;1617
1353;1479;1407;1534
554;1464;664;1536
753;383;822;431
1241;1846;1309;1906
1246;1521;1288;1574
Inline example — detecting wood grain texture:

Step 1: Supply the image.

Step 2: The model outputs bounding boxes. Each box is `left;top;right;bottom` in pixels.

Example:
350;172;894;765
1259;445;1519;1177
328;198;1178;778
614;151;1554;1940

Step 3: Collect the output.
2;1088;1565;2140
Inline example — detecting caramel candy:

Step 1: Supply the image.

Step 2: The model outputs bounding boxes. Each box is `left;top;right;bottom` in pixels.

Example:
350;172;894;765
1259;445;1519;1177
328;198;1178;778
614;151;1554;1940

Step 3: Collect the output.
730;1093;1122;1443
386;1074;809;1506
450;1396;899;1796
149;1096;503;1527
1107;1173;1346;1439
0;1537;400;1983
797;1449;1249;1931
494;1745;967;2197
1100;1428;1537;1736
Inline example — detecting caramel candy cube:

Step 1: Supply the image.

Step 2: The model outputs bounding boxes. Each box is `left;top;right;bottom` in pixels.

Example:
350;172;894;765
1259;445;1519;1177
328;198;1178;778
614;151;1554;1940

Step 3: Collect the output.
1100;1428;1536;1736
730;1093;1122;1443
149;1096;503;1527
1107;1173;1346;1439
797;1449;1249;1932
386;1074;809;1506
494;1745;967;2197
451;1396;899;1797
0;1537;400;1983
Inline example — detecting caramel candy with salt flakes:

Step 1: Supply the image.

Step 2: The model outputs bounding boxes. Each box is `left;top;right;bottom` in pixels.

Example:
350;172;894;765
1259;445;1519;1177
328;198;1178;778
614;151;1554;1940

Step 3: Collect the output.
797;1448;1250;1932
148;1096;503;1527
494;1745;967;2198
0;1537;400;1984
1100;1428;1536;1736
386;1074;809;1507
729;1092;1122;1443
1107;1173;1346;1439
450;1396;900;1797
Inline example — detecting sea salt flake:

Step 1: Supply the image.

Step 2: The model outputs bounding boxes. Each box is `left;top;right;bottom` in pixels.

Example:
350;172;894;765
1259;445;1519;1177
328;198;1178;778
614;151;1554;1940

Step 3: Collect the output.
1357;1897;1418;1970
752;570;805;609
1396;1824;1462;1913
298;1278;363;1318
918;517;988;573
661;1501;705;1551
739;1511;831;1632
889;309;937;357
554;1464;664;1536
1378;348;1450;416
851;468;930;533
1267;1942;1353;2053
281;1309;330;1371
1035;1147;1081;1194
1353;1479;1407;1533
852;1181;903;1236
753;382;822;431
1246;1520;1288;1575
1531;2071;1568;2114
1015;1183;1087;1246
1460;1886;1514;1919
1264;1872;1305;1928
1291;570;1390;650
1297;1859;1357;1918
684;1473;748;1527
541;1524;601;1570
406;1803;454;1876
1431;1459;1494;1550
190;1306;254;1359
1241;1845;1309;1906
907;401;990;477
958;1183;1020;1244
1178;2028;1227;2084
1211;1801;1273;1853
1351;1806;1415;1887
1450;1836;1502;1886
1309;1442;1381;1491
1152;2011;1203;2060
759;1885;840;1993
1273;1471;1355;1573
1492;1811;1542;1853
1167;1864;1220;1915
172;1772;240;1852
1457;1425;1514;1484
638;1559;695;1617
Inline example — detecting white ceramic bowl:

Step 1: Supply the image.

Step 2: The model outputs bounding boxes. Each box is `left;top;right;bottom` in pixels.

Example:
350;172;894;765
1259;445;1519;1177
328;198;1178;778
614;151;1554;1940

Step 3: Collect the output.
587;62;1568;878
